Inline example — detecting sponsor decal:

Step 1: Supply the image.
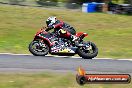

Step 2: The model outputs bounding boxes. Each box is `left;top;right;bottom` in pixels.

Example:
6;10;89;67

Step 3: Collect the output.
59;48;70;53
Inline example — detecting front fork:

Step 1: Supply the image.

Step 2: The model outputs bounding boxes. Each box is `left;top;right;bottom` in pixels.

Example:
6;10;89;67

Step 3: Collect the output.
33;39;46;48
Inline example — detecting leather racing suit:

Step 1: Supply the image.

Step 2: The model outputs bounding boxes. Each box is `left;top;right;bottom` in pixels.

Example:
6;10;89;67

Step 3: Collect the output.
46;20;76;41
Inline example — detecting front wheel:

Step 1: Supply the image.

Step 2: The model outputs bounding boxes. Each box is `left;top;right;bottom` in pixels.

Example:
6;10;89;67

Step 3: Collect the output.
77;41;98;59
29;40;49;56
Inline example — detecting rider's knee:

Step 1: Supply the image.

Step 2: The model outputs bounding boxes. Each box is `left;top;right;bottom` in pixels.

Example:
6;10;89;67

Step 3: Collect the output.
59;29;67;34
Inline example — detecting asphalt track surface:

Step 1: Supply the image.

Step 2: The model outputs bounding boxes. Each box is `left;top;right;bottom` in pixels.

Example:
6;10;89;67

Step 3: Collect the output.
0;54;132;74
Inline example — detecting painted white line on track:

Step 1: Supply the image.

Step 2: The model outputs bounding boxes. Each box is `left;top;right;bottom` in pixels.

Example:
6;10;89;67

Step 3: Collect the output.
117;59;132;61
0;53;32;56
0;53;132;61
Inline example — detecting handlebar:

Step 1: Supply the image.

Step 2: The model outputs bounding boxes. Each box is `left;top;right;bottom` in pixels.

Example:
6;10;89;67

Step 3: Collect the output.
40;26;51;32
40;26;47;30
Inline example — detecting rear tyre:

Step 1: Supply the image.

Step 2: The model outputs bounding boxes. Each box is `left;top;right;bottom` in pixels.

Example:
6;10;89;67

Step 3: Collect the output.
29;40;49;56
77;42;98;59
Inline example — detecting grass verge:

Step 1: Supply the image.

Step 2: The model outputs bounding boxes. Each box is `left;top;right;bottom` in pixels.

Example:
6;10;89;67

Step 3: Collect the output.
0;73;131;88
0;5;132;58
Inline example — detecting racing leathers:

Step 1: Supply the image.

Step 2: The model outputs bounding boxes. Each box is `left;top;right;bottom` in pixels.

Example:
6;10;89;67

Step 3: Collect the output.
46;20;77;42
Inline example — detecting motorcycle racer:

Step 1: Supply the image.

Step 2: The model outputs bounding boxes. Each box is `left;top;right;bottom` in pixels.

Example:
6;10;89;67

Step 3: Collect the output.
45;16;78;43
29;17;98;58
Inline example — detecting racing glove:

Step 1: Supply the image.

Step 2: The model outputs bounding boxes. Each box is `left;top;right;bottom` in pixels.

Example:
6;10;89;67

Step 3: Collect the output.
45;25;54;31
48;25;54;29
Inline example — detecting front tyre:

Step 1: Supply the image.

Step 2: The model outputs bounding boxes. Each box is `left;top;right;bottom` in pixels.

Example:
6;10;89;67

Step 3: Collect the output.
77;42;98;59
29;40;49;56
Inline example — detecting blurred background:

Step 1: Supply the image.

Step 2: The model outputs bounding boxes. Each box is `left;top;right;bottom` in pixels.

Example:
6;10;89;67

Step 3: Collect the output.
0;0;132;15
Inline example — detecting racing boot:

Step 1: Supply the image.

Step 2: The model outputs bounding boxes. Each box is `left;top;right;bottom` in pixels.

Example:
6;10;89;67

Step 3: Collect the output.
71;35;79;46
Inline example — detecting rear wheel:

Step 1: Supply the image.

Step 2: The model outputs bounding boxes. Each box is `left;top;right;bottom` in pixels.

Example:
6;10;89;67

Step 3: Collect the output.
77;42;98;59
29;40;49;56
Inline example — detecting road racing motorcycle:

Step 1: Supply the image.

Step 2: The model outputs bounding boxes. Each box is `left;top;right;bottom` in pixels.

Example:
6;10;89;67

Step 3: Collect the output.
29;27;98;59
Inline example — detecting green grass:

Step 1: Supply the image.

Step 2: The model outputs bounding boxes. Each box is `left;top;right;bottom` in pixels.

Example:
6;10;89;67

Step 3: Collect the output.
0;73;131;88
0;5;132;58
